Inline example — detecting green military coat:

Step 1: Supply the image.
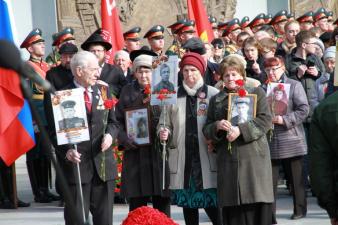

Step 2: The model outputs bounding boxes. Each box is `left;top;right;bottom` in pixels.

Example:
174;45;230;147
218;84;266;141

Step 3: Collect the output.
203;86;274;207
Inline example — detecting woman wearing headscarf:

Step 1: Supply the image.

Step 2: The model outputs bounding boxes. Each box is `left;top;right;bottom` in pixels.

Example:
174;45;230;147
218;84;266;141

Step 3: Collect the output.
159;52;219;225
115;50;171;216
203;54;274;225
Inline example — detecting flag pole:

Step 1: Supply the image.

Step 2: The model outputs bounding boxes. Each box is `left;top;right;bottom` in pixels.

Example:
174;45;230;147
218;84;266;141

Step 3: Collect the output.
73;144;86;224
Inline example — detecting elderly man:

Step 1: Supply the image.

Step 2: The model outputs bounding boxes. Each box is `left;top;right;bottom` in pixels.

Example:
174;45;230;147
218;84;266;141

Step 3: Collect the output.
44;51;118;225
114;50;133;83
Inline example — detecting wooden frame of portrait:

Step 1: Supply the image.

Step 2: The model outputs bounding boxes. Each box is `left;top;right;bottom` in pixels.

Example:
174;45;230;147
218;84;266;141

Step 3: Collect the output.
227;93;257;126
124;106;151;146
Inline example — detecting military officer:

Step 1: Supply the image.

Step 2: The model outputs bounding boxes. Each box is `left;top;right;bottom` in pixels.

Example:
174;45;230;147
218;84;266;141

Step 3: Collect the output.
153;63;175;93
240;16;254;36
222;18;241;55
123;27;141;53
270;10;289;43
58;100;86;131
144;25;165;57
20;28;60;203
46;27;76;67
175;20;196;46
248;13;266;33
313;7;330;34
265;13;272;24
165;18;187;57
209;15;219;39
296;11;314;31
326;10;335;31
287;12;295;22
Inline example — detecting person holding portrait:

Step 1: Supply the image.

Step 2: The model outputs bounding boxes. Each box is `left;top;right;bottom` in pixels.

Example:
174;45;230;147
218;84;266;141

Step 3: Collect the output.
158;52;219;225
115;49;171;216
262;56;309;223
203;54;274;225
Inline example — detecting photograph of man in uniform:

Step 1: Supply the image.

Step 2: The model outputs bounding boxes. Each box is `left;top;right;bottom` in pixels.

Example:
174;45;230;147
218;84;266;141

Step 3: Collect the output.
136;117;148;138
153;63;175;93
58;100;85;131
231;97;252;125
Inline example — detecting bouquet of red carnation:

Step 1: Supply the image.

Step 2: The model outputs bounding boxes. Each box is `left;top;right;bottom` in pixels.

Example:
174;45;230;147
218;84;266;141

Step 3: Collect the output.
122;206;178;225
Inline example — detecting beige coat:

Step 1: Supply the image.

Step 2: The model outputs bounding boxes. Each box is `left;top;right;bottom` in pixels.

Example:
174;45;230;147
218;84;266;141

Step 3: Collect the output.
158;85;219;190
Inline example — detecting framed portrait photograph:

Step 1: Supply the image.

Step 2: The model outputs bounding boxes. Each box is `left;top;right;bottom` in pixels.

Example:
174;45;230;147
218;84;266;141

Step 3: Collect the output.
50;88;90;145
151;55;179;106
228;93;257;126
125;107;151;146
266;83;291;116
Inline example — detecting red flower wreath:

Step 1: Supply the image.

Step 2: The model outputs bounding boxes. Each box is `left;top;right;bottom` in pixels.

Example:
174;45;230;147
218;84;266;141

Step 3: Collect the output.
122;206;178;225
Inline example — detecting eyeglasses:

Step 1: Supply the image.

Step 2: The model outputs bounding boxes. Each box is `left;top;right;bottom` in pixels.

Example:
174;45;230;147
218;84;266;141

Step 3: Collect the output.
212;43;224;49
265;66;281;73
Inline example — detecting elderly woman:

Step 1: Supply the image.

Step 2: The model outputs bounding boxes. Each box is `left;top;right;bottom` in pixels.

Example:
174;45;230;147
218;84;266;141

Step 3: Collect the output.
115;50;171;216
262;57;309;223
203;54;274;225
159;52;219;225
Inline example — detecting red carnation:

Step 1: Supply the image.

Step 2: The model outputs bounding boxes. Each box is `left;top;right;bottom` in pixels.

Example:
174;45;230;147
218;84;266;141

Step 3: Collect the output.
157;94;167;101
104;98;118;109
238;89;247;97
277;83;284;91
235;79;244;87
144;84;151;95
159;88;169;94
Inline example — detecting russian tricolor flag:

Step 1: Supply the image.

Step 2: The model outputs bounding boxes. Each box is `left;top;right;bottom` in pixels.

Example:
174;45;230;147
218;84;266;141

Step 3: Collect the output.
0;0;35;166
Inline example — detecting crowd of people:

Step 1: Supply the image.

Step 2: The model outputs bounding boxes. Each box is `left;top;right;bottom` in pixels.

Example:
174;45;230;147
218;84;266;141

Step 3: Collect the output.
1;6;338;225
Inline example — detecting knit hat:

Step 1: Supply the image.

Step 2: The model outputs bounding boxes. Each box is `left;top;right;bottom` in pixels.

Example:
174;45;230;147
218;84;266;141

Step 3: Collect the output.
314;38;325;54
180;52;206;75
323;46;335;60
130;49;157;72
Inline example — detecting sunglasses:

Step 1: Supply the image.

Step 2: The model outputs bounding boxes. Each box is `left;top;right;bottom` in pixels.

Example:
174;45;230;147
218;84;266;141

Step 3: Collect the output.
213;43;224;49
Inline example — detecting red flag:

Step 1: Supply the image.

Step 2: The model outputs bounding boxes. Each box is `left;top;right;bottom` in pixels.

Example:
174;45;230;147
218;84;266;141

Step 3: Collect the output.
187;0;214;42
0;68;35;166
101;0;124;64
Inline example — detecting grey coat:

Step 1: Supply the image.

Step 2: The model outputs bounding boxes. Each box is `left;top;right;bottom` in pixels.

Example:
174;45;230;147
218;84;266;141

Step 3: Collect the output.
203;87;274;207
267;76;309;159
158;85;219;190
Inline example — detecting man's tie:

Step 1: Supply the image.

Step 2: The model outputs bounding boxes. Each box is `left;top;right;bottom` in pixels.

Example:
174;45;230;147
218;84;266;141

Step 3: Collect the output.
84;89;92;113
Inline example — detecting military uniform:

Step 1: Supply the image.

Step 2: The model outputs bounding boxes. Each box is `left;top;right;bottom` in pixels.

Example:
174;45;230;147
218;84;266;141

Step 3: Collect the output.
222;18;241;55
270;10;288;43
123;27;141;53
248;13;266;33
165;19;187;57
58;101;85;131
46;27;75;67
144;25;165;57
21;28;60;203
297;11;314;31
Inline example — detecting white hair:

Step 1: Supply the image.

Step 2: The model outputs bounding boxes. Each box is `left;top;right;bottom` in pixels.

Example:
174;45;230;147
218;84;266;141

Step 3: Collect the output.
114;50;130;61
70;51;98;75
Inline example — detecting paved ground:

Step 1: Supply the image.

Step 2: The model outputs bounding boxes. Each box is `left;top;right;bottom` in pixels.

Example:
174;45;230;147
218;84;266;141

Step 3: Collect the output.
0;155;331;225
